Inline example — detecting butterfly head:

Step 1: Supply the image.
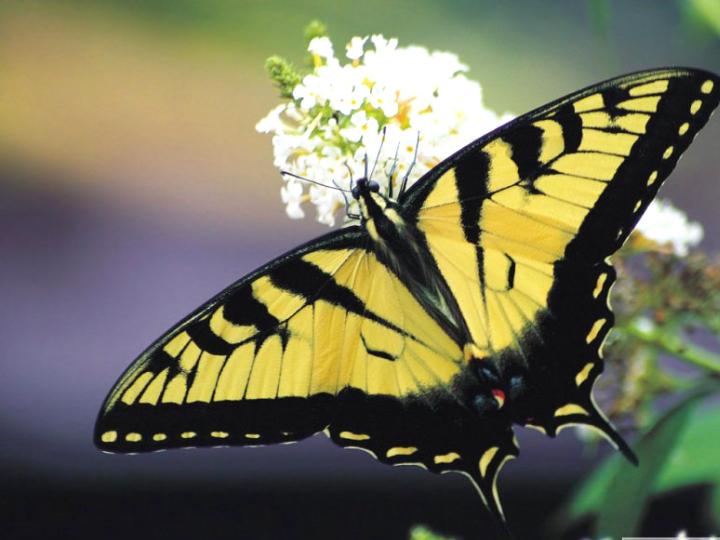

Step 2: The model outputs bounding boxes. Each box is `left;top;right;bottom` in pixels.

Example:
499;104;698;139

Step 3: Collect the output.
350;177;381;199
351;177;400;225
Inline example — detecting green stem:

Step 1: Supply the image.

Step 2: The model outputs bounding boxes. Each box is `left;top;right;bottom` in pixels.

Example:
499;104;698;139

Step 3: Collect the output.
620;323;720;373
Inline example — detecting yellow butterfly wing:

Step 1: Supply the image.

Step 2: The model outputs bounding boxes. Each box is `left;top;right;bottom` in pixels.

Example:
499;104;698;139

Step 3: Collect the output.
95;228;462;452
402;68;719;450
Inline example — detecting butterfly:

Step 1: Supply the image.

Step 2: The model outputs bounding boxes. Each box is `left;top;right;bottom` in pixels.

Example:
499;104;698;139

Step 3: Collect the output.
95;68;719;534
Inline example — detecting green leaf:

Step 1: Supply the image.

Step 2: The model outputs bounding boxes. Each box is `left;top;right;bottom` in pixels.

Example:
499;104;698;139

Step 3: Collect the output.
596;395;701;536
409;525;457;540
558;383;718;537
654;399;720;516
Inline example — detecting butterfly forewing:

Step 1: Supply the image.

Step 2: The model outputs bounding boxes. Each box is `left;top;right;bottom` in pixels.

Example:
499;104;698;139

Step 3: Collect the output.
95;229;464;453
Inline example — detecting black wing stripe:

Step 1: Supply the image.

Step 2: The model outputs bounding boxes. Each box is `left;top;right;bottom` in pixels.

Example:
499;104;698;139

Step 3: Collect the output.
455;150;490;243
186;319;237;356
501;124;544;181
552;103;583;153
269;257;368;315
223;285;280;331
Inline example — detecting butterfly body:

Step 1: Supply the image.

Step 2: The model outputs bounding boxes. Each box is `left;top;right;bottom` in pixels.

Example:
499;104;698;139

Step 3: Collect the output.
96;68;719;533
354;176;471;347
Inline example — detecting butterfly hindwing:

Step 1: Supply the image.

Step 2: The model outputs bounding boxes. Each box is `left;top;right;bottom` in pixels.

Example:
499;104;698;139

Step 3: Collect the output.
329;386;519;526
402;68;719;451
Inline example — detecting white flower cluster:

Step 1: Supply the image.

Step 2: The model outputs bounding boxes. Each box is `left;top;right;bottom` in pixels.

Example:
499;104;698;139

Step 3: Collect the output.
635;199;704;256
256;34;513;225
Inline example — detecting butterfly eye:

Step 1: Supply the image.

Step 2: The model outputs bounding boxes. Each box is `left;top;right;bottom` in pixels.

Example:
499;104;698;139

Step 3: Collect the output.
369;181;380;192
351;186;361;199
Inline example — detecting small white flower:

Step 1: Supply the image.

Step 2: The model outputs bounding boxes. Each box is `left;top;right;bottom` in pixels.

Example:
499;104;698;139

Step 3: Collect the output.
295;93;315;112
340;110;380;143
293;151;320;176
346;36;367;60
293;75;321;111
430;51;468;79
329;89;359;116
370;34;398;55
310;186;342;226
255;104;286;133
368;84;399;118
347;83;370;112
308;36;334;59
271;133;316;169
635;199;704;256
280;180;305;219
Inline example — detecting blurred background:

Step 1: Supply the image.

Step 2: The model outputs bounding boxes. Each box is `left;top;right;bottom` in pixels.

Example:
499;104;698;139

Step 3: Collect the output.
1;1;719;539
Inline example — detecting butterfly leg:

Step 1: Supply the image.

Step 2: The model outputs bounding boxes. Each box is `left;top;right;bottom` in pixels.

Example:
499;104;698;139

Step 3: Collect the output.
368;125;387;182
333;178;361;220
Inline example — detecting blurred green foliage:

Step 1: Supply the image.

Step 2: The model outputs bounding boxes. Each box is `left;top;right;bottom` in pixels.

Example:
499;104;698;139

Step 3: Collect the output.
560;384;720;536
409;525;457;540
558;235;720;537
32;0;719;42
584;0;720;41
682;0;720;37
265;56;303;98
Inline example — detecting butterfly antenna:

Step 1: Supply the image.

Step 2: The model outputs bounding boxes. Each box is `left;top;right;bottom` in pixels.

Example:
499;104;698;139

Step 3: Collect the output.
344;163;356;190
386;140;401;199
363;152;369;180
281;170;351;193
399;131;420;196
369;126;387;181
